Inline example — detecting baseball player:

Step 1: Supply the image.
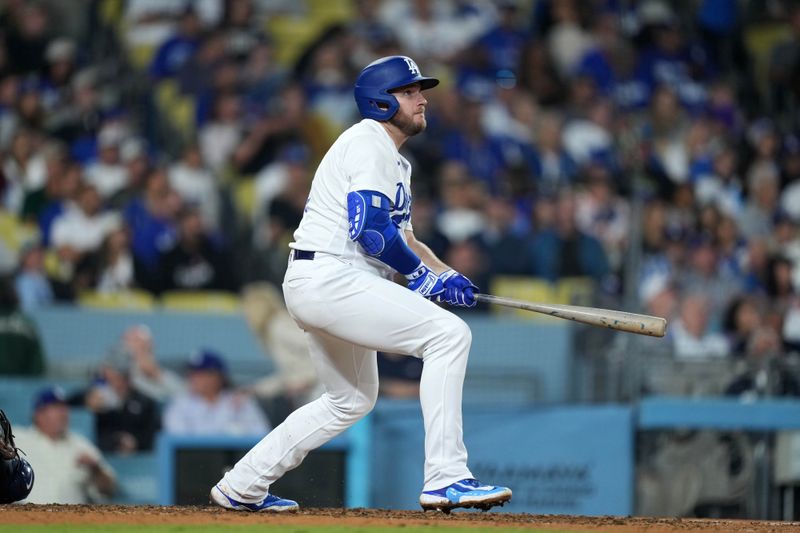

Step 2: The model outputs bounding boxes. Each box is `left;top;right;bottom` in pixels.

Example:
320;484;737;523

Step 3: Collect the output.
210;56;512;513
0;410;35;504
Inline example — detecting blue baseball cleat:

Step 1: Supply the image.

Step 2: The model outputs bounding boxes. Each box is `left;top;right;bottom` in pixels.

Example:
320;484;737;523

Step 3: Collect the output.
419;478;512;512
210;482;299;512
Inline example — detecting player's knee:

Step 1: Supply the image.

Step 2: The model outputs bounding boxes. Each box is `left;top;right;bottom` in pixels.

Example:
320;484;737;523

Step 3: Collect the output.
445;314;472;351
423;314;471;360
327;386;377;421
356;386;379;416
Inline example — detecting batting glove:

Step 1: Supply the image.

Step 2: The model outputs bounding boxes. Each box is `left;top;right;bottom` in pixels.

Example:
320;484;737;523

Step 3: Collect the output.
406;263;445;299
437;269;479;307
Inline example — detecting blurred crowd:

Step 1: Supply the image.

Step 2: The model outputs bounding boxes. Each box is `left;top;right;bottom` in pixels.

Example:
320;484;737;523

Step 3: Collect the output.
0;0;799;374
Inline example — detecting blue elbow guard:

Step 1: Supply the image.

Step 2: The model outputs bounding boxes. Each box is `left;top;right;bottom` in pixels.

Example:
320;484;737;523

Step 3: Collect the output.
347;190;420;275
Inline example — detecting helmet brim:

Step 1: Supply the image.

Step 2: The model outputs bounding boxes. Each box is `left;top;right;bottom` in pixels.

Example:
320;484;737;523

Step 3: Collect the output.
388;76;439;93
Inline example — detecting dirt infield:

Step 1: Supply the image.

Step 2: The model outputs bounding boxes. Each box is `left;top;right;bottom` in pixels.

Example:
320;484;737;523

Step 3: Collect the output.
3;505;800;532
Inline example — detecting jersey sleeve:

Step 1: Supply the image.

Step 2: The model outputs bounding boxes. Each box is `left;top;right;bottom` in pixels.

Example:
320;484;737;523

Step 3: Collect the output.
344;135;398;201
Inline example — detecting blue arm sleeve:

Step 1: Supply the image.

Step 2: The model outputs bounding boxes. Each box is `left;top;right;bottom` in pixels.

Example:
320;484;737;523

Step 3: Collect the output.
347;190;421;276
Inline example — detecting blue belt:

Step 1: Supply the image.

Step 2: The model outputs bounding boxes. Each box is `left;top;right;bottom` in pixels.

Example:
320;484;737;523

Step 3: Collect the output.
292;250;315;260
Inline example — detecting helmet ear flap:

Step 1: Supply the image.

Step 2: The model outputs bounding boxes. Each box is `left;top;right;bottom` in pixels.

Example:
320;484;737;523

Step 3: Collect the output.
354;86;398;121
367;94;399;120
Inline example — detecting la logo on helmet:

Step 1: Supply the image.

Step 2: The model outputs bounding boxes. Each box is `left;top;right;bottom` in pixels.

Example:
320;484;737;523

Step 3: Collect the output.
403;57;420;76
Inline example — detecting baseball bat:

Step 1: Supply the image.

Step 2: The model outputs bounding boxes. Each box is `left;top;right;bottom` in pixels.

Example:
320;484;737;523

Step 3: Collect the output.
475;293;667;337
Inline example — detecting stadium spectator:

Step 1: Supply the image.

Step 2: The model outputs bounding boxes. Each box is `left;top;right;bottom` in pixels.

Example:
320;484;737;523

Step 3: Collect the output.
230;82;329;175
13;241;71;310
168;143;221;231
149;7;203;81
113;324;185;403
36;161;83;247
441;96;507;193
435;160;486;244
379;0;494;64
253;144;312;246
163;349;270;436
722;295;766;357
779;134;800;220
83;124;130;200
18;141;68;224
75;350;161;454
199;91;244;174
72;226;149;293
475;195;529;276
767;2;800;124
50;182;121;277
0;276;45;375
13;386;117;503
155;205;235;294
2;128;40;214
574;162;630;270
123;167;179;278
3;2;53;76
741;160;781;242
671;293;730;360
527;190;611;283
546;0;594;80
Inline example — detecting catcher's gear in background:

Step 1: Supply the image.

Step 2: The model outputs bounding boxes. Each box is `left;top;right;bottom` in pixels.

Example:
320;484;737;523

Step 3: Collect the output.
0;409;34;504
353;55;439;121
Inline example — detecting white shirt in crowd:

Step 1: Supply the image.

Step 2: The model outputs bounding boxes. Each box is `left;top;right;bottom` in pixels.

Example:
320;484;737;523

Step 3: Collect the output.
84;162;130;199
51;207;121;253
671;319;731;360
13;427;116;504
168;162;220;229
164;391;271;436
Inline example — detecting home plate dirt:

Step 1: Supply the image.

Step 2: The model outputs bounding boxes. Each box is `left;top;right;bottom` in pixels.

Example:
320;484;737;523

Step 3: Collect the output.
3;505;799;532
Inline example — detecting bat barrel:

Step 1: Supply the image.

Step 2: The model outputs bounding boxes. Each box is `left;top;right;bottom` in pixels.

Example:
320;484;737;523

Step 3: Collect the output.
475;294;667;338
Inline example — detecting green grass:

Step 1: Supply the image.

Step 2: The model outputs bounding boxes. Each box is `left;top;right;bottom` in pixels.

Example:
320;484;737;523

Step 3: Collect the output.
0;526;572;533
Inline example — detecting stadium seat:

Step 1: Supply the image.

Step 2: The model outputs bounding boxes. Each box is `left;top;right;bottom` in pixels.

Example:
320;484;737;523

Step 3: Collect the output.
489;276;559;320
555;277;594;306
160;290;241;313
266;0;355;66
234;178;257;222
155;80;195;142
78;289;157;311
0;212;39;255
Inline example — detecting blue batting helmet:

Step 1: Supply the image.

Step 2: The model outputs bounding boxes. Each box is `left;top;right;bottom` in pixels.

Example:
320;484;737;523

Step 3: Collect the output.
354;56;439;121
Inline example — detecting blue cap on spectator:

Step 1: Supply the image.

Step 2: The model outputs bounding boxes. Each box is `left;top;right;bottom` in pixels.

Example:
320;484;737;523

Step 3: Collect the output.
33;386;67;411
187;349;227;373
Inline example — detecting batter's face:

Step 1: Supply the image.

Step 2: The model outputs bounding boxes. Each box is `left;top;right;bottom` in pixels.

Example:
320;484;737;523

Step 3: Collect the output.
389;83;428;137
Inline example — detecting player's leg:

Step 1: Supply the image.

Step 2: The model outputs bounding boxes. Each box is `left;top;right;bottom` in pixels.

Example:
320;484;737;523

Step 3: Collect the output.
216;327;377;505
286;258;511;510
282;256;475;490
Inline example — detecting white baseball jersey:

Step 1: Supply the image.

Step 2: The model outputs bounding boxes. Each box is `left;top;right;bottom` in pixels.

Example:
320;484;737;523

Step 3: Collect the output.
291;119;413;278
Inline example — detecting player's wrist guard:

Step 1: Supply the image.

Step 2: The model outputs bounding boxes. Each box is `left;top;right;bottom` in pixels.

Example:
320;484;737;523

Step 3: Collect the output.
406;262;445;298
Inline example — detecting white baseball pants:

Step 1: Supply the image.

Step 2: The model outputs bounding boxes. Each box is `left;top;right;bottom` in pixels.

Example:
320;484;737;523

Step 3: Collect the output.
222;253;474;501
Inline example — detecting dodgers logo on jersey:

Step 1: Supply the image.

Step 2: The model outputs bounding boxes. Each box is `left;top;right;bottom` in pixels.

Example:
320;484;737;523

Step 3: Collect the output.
391;182;411;226
403;57;420;76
